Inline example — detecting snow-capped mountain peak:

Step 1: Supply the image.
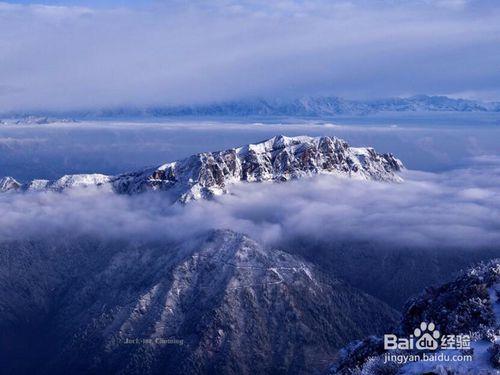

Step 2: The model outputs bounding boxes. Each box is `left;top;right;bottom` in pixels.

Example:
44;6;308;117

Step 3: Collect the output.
0;135;404;203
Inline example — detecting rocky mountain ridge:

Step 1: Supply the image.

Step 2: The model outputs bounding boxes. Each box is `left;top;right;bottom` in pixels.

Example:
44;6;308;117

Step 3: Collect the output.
0;135;404;203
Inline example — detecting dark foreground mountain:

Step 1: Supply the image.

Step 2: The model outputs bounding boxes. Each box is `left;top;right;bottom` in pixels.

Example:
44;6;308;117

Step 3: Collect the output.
330;259;500;374
0;230;398;375
0;135;403;203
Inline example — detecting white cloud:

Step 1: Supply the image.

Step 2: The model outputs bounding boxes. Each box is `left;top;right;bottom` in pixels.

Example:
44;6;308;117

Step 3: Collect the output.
0;0;499;111
1;163;500;249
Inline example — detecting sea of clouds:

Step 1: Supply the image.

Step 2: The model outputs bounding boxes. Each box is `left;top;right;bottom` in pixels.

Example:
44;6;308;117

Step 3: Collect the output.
1;117;499;250
1;160;499;249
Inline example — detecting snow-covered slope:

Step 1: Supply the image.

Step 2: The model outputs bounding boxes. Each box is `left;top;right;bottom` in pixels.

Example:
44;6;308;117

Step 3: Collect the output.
330;259;500;374
0;135;404;202
0;230;398;374
19;174;112;192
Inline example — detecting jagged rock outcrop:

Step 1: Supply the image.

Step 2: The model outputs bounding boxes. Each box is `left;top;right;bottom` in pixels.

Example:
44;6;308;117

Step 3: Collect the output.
0;176;21;191
0;135;403;202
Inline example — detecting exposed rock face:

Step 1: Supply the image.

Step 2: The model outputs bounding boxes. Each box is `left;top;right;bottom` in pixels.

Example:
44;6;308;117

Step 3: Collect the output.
0;135;403;202
330;259;500;374
113;135;403;202
0;230;398;375
0;176;21;192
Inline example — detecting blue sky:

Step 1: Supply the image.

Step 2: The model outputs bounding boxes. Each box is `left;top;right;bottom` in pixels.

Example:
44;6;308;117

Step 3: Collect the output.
1;0;499;111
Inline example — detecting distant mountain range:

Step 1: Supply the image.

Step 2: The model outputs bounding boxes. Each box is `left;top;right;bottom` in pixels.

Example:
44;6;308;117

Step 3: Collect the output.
136;95;500;117
2;95;500;121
